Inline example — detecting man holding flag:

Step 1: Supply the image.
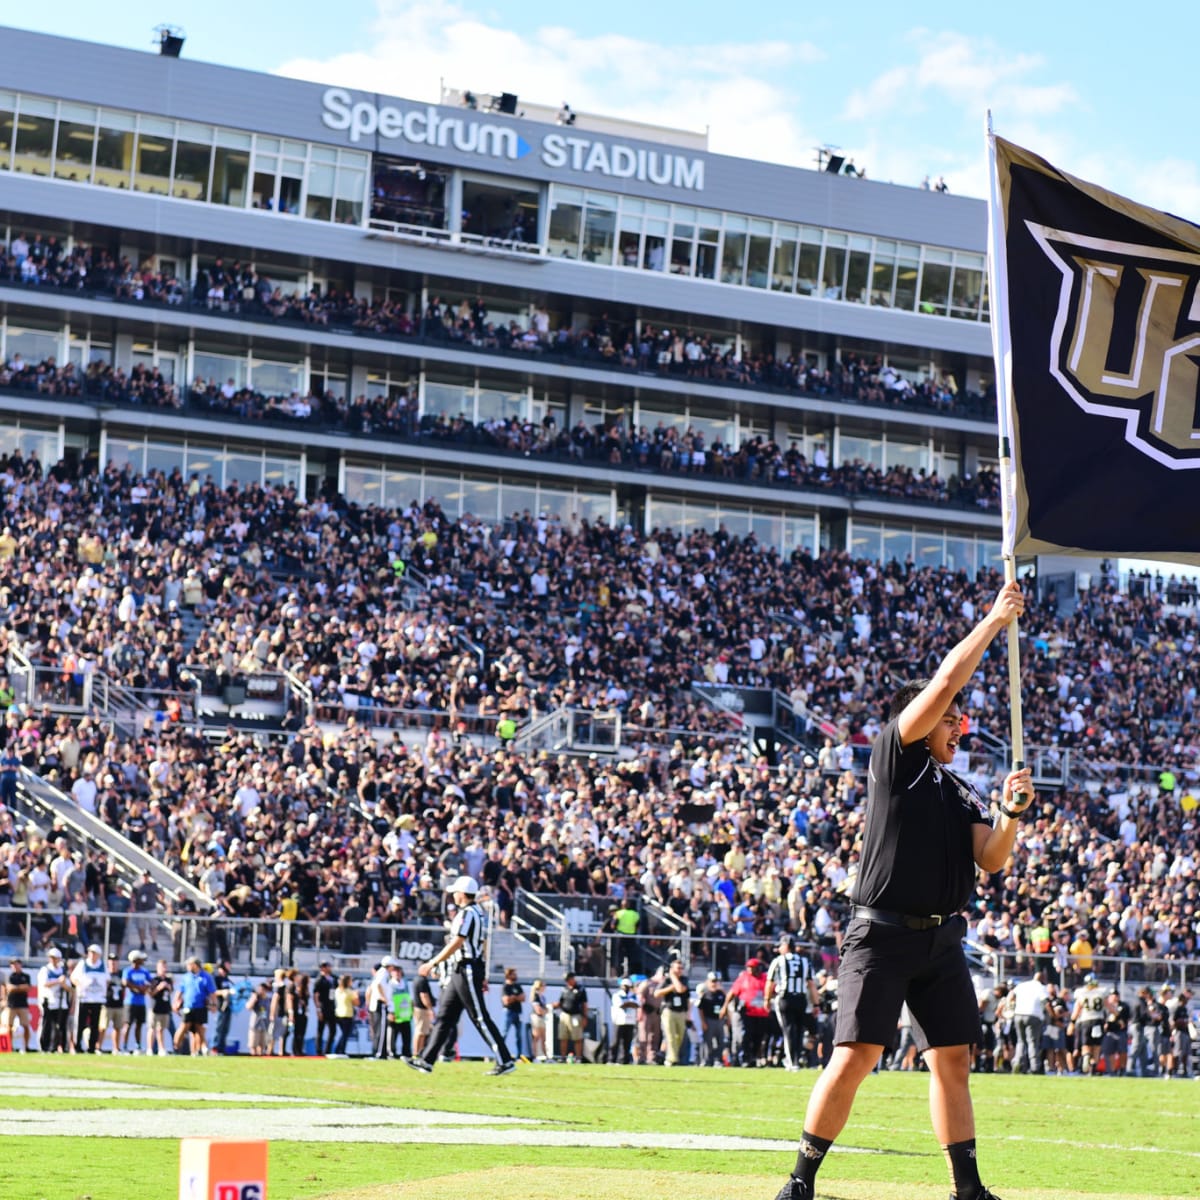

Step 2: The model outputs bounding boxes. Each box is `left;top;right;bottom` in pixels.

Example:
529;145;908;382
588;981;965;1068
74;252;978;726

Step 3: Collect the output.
773;581;1034;1200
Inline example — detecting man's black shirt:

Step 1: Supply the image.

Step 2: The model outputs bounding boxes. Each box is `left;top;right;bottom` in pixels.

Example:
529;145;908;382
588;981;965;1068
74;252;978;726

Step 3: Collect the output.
852;719;992;916
697;987;725;1019
559;983;586;1015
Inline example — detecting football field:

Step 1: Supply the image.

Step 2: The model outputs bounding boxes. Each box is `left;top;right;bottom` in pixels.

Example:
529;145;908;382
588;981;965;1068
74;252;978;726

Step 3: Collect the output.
0;1056;1196;1200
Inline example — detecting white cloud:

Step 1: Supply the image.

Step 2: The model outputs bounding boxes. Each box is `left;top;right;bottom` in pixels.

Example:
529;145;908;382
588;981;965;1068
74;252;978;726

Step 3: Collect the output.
275;0;825;168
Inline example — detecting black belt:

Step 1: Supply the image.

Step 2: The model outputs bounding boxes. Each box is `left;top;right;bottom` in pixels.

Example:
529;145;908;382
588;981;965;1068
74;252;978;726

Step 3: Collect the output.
853;904;949;931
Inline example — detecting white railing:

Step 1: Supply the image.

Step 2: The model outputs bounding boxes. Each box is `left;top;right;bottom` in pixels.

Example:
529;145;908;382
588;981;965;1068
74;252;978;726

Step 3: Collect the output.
366;218;546;259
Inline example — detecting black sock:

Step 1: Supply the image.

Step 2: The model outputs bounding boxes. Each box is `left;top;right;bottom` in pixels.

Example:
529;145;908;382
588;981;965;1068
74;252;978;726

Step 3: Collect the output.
943;1138;982;1200
793;1131;833;1190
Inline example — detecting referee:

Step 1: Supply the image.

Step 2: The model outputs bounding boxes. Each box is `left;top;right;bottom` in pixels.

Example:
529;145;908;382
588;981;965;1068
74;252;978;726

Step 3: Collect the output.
764;934;818;1071
405;876;516;1077
773;580;1032;1200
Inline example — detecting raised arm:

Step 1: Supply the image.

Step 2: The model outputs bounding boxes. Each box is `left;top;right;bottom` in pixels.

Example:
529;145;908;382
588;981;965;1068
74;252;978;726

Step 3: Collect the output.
896;581;1025;746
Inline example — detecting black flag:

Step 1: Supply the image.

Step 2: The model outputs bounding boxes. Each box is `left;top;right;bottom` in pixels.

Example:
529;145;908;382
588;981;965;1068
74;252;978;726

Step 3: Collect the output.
988;135;1200;563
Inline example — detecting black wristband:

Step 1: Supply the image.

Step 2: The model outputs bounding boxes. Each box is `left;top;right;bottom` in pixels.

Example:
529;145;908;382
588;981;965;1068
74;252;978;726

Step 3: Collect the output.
999;804;1024;820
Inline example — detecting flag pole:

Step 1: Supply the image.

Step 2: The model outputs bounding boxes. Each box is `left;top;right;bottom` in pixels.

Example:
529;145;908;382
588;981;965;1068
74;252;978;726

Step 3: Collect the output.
985;111;1026;770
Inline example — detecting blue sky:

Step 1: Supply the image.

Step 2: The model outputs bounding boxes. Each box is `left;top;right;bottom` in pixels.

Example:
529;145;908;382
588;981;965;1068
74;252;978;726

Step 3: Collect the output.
11;0;1200;214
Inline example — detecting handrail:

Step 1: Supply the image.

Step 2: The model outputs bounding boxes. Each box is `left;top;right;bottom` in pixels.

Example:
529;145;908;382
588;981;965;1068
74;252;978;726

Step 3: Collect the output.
510;916;548;979
366;219;547;259
12;768;210;909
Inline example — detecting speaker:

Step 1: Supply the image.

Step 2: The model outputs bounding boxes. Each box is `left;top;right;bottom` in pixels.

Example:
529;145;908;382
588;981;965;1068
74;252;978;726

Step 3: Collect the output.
824;154;845;175
160;34;185;58
497;92;518;115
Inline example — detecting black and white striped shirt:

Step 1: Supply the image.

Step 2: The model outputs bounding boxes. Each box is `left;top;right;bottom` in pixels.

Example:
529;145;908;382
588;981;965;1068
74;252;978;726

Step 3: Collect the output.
445;903;486;968
767;951;810;998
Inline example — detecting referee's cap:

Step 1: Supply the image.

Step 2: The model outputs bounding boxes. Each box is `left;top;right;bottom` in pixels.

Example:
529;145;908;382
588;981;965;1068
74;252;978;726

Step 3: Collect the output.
449;874;479;895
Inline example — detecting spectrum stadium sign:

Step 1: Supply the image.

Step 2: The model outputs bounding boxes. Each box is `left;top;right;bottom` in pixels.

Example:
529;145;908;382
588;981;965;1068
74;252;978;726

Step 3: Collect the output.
321;87;706;191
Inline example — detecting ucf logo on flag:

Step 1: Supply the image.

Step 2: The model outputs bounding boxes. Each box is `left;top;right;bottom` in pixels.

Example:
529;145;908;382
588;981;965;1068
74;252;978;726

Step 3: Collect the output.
988;135;1200;563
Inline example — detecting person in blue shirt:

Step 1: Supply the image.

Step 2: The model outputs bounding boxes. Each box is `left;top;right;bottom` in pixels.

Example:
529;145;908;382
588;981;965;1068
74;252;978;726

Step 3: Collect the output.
174;956;216;1055
121;949;152;1054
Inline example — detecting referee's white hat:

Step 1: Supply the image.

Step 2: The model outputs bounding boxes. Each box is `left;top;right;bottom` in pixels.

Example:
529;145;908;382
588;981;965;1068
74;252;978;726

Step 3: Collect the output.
449;875;479;895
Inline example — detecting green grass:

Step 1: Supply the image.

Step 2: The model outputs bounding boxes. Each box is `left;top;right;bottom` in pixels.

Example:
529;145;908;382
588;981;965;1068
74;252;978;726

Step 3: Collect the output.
0;1056;1196;1200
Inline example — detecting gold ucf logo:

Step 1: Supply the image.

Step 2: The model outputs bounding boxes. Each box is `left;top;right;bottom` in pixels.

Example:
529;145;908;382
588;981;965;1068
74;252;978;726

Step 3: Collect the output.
1027;222;1200;468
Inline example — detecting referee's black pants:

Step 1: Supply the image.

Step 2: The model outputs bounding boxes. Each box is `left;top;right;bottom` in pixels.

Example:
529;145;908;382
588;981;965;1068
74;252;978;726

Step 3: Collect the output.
419;962;513;1067
774;996;807;1068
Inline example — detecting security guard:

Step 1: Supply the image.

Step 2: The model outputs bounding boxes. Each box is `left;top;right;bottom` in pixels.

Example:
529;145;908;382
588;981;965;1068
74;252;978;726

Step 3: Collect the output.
406;876;516;1077
764;934;818;1071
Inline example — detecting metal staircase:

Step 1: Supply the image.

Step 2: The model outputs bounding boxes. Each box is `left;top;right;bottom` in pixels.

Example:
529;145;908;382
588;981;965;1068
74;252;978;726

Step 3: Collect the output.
11;767;209;909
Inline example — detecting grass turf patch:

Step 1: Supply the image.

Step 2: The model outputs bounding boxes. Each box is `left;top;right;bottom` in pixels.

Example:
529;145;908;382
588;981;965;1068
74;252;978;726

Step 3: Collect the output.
1;1057;1196;1199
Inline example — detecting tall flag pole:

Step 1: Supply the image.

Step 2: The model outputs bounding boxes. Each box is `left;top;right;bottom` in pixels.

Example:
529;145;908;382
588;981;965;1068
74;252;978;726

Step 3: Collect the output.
986;110;1026;768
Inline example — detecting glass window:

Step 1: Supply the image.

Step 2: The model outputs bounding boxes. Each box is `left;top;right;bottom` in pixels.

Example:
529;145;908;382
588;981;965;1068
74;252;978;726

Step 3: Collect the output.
477;389;524;422
782;515;817;557
172;140;211;200
460;477;500;521
12;101;54;175
821;235;847;300
423;471;461;517
845;246;871;304
746;233;771;289
918;249;952;316
695;228;719;280
573;490;612;527
192;351;246;390
617;208;641;268
797;229;822;296
914;532;945;568
106;437;147;475
216;128;252;150
264;455;302;490
133;128;173;195
839;434;883;468
882;526;914;566
500;483;538;521
424;381;472;418
383;468;420;508
0;102;13;169
184;446;223;485
746;511;777;546
334;166;365;224
305;163;334;221
950;263;983;319
548;196;582;259
54;112;96;183
945;537;975;574
854;523;883;564
5;324;60;364
94;116;135;188
344;466;380;505
211;146;249;207
771;234;797;292
145;441;186;479
250;357;302;396
648;498;685;534
643;220;667;272
885;439;927;472
582;195;616;264
720;223;747;286
894;252;920;311
870;255;895;307
670;222;694;275
225;452;265;487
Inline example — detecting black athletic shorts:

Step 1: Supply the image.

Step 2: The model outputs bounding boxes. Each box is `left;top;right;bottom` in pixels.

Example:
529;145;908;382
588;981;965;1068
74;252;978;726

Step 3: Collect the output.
184;1008;208;1030
834;913;979;1052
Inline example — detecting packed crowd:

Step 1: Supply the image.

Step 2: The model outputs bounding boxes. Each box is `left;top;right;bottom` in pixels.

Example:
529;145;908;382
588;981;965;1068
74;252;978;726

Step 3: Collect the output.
0;450;1196;995
0;233;989;418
